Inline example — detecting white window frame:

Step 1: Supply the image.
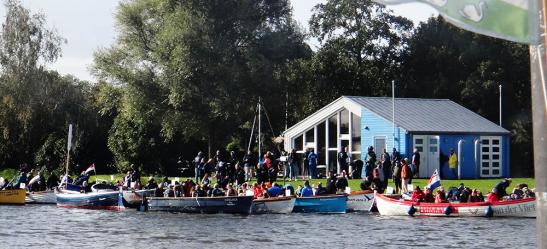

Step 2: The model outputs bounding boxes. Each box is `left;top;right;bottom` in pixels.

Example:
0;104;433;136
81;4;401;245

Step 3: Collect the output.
480;136;502;177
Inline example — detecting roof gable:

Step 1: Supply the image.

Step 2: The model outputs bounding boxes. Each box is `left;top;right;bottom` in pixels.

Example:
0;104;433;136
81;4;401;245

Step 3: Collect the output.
345;96;509;134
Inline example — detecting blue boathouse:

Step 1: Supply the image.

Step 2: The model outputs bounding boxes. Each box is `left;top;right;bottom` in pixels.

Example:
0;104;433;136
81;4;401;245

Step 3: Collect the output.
283;96;510;179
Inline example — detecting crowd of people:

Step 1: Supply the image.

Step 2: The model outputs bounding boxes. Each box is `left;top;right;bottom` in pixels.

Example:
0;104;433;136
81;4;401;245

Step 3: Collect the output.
407;178;535;204
0;164;59;192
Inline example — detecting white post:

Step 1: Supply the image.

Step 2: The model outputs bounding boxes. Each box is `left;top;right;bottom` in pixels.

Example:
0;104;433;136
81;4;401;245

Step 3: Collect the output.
499;84;502;127
392;80;396;150
325;119;329;172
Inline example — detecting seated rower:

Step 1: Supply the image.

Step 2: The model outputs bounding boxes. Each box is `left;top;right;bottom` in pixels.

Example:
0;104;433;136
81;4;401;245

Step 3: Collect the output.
267;183;282;197
523;187;535;198
209;184;224;197
300;180;313;197
145;177;158;189
468;188;484;202
411;186;424;202
192;185;206;197
487;188;500;203
511;184;526;199
225;184;236;197
423;187;434;203
434;186;447;203
315;182;328;196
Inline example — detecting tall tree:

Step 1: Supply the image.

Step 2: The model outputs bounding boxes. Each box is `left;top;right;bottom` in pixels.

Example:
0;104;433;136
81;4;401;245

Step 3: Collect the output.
93;0;310;173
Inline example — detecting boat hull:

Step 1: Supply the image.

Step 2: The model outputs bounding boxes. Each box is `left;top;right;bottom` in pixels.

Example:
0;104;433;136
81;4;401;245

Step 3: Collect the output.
147;195;254;214
375;193;536;217
122;189;155;208
56;190;125;210
252;196;295;214
0;189;26;205
346;191;374;212
26;190;56;204
293;195;348;214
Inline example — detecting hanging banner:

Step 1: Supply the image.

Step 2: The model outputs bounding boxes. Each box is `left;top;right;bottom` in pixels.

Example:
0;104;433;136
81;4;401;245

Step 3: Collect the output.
374;0;538;44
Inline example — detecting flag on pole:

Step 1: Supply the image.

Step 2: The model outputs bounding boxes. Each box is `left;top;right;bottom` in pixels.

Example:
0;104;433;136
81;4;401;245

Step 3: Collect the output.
426;169;441;191
84;163;96;175
373;0;538;44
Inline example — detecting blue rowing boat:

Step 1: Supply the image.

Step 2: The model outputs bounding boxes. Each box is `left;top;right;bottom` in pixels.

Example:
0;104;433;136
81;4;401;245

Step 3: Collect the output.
293;195;348;214
56;189;125;211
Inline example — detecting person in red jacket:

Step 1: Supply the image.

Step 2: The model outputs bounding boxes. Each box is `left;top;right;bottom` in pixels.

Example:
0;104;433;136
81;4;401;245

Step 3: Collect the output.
411;186;424;202
435;186;447;203
487;188;500;203
400;158;411;193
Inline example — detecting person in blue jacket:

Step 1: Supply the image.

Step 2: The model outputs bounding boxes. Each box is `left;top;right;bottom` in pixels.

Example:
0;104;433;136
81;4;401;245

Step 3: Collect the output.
308;149;318;179
300;180;314;197
267;183;282;197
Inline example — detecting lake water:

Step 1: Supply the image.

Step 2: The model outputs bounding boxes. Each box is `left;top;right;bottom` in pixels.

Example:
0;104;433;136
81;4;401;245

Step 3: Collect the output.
0;205;536;249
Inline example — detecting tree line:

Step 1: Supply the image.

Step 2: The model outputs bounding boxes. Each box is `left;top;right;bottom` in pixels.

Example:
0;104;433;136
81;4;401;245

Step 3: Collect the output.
0;0;533;177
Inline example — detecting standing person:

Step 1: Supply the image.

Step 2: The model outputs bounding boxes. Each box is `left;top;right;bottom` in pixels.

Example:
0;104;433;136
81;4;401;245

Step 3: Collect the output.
228;151;239;182
282;150;290;181
256;164;268;185
235;163;246;186
194;151;204;183
362;146;376;181
412;148;420;178
288;149;298;181
302;148;310;179
381;149;391;189
401;158;411;193
372;162;385;193
326;171;337;194
392;158;401;194
243;150;254;182
335;171;349;193
338;146;349;175
449;148;457;178
308;149;318;179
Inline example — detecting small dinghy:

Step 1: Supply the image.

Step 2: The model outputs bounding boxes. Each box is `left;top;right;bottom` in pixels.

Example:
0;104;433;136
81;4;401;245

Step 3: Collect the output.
147;195;254;214
346;190;374;212
0;189;26;205
375;193;536;217
26;190;56;204
293;195;348;214
56;186;125;211
252;196;295;214
122;189;155;208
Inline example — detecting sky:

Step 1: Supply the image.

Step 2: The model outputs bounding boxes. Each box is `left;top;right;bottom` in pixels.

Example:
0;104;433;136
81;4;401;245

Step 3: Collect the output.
0;0;438;82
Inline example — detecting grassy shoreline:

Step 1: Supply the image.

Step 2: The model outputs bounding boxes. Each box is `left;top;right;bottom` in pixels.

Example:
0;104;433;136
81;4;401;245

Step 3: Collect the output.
89;174;534;194
0;169;535;194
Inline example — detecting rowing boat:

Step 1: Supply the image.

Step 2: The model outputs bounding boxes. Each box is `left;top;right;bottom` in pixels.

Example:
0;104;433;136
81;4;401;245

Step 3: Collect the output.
0;189;26;205
375;193;536;217
56;188;125;210
147;195;254;214
26;190;56;204
293;195;348;214
122;189;155;208
346;190;374;212
252;196;295;214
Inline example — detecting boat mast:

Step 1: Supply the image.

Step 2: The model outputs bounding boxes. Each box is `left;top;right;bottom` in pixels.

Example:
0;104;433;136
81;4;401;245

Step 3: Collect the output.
258;97;262;159
65;124;73;186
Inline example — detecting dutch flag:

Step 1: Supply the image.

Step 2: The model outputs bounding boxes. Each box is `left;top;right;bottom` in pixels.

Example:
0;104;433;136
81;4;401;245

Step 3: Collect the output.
426;169;441;191
84;163;96;175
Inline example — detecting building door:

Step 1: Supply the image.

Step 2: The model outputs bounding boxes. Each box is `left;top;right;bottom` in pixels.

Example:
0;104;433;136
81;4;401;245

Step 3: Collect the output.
426;136;440;178
480;136;502;177
413;135;440;178
374;137;386;156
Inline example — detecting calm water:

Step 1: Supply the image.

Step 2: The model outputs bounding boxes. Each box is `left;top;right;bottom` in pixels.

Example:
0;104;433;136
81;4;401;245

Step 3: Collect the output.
0;205;536;249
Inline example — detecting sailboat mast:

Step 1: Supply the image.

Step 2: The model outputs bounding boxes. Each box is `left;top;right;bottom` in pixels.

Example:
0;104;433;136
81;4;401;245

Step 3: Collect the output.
258;97;262;159
65;124;73;186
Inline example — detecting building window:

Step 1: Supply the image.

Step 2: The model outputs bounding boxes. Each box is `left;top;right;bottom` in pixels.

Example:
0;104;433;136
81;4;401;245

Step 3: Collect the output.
480;136;502;177
328;115;337;148
294;135;303;151
351;113;361;152
340;109;349;135
317;123;326;165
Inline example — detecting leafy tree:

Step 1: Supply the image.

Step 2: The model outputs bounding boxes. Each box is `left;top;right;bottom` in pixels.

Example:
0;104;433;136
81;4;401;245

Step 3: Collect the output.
93;0;310;173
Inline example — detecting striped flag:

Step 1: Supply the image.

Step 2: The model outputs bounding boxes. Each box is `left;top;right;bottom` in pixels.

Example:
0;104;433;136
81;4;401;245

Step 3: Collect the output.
373;0;539;44
84;163;96;175
426;169;441;191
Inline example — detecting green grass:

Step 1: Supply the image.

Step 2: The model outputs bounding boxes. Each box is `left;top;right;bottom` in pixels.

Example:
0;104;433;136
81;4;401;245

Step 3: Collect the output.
86;174;534;194
1;171;534;194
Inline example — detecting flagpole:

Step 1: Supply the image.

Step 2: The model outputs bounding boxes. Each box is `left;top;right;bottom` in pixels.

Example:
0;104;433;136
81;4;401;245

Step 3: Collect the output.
532;1;547;248
392;80;396;150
